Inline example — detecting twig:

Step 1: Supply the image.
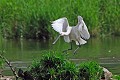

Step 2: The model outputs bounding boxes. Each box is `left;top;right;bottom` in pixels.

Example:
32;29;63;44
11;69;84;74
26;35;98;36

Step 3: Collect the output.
0;54;19;80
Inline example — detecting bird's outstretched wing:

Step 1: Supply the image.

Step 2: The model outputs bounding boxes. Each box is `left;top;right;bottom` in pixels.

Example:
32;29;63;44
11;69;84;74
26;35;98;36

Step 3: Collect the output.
51;17;69;34
78;16;90;40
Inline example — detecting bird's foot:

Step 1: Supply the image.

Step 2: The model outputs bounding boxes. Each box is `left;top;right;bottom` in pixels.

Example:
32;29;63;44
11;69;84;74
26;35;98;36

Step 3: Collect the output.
62;50;68;54
73;50;77;54
63;48;72;54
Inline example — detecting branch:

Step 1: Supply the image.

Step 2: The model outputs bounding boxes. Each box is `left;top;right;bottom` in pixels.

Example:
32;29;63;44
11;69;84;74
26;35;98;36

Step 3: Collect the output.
0;54;19;80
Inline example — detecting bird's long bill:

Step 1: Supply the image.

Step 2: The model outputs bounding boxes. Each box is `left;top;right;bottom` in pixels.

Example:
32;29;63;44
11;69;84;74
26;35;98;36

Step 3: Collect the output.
52;35;61;44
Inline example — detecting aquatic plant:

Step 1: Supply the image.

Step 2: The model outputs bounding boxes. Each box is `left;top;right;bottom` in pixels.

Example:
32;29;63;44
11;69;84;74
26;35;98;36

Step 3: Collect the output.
0;0;119;39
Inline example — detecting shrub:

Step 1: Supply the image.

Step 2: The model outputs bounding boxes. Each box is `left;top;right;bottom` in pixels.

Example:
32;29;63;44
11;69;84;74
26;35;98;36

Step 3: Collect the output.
27;52;104;80
78;61;103;80
28;52;77;80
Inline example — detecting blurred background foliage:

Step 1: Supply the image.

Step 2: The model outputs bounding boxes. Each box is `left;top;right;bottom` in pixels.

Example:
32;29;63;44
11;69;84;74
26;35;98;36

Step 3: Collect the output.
0;0;119;39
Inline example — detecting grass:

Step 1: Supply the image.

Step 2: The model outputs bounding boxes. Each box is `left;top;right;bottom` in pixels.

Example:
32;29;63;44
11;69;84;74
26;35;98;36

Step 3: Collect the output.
0;0;119;39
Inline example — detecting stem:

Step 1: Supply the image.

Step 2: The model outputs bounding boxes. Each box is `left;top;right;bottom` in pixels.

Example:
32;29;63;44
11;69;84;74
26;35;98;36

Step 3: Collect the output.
0;53;19;80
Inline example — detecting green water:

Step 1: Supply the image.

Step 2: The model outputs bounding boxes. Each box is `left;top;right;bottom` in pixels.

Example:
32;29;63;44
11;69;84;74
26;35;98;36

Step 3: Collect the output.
1;37;120;75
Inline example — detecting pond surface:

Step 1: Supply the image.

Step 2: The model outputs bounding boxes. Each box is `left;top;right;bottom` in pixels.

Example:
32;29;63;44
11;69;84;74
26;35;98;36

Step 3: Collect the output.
1;36;120;75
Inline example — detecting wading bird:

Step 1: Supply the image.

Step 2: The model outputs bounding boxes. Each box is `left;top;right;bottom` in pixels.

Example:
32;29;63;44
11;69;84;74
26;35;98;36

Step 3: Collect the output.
51;16;90;54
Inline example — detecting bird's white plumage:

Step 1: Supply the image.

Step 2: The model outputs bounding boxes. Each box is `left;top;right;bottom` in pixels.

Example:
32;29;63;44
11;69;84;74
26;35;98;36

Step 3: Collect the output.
51;17;69;34
51;16;90;54
75;38;87;45
51;16;90;46
51;22;62;33
64;35;70;43
78;20;90;40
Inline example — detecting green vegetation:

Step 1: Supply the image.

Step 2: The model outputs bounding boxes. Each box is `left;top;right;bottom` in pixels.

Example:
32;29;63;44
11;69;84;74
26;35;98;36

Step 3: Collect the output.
28;52;78;80
0;0;119;39
0;51;4;69
0;59;4;69
78;61;102;80
0;54;4;72
113;75;120;80
26;52;103;80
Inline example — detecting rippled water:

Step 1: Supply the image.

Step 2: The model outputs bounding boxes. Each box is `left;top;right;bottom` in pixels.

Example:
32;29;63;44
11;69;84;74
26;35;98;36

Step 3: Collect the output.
1;36;120;75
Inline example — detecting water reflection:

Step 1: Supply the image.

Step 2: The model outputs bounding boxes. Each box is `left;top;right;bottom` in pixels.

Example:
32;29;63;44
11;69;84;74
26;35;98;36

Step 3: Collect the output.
1;37;120;75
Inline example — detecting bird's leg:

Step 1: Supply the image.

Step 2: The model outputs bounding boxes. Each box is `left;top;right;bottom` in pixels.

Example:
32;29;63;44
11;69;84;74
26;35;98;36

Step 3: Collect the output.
73;41;81;54
62;41;72;53
52;35;61;44
68;41;72;50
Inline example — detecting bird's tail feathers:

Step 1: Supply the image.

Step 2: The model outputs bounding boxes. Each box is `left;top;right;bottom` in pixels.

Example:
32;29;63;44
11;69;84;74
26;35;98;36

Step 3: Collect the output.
76;38;87;45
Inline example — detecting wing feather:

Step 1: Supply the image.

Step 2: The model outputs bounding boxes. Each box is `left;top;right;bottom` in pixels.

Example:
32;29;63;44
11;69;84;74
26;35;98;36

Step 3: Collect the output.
81;20;90;39
78;16;90;40
51;17;69;34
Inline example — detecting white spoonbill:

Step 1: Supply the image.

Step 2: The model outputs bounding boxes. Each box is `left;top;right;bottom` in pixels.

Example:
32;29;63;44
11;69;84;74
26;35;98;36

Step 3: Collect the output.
51;16;90;54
